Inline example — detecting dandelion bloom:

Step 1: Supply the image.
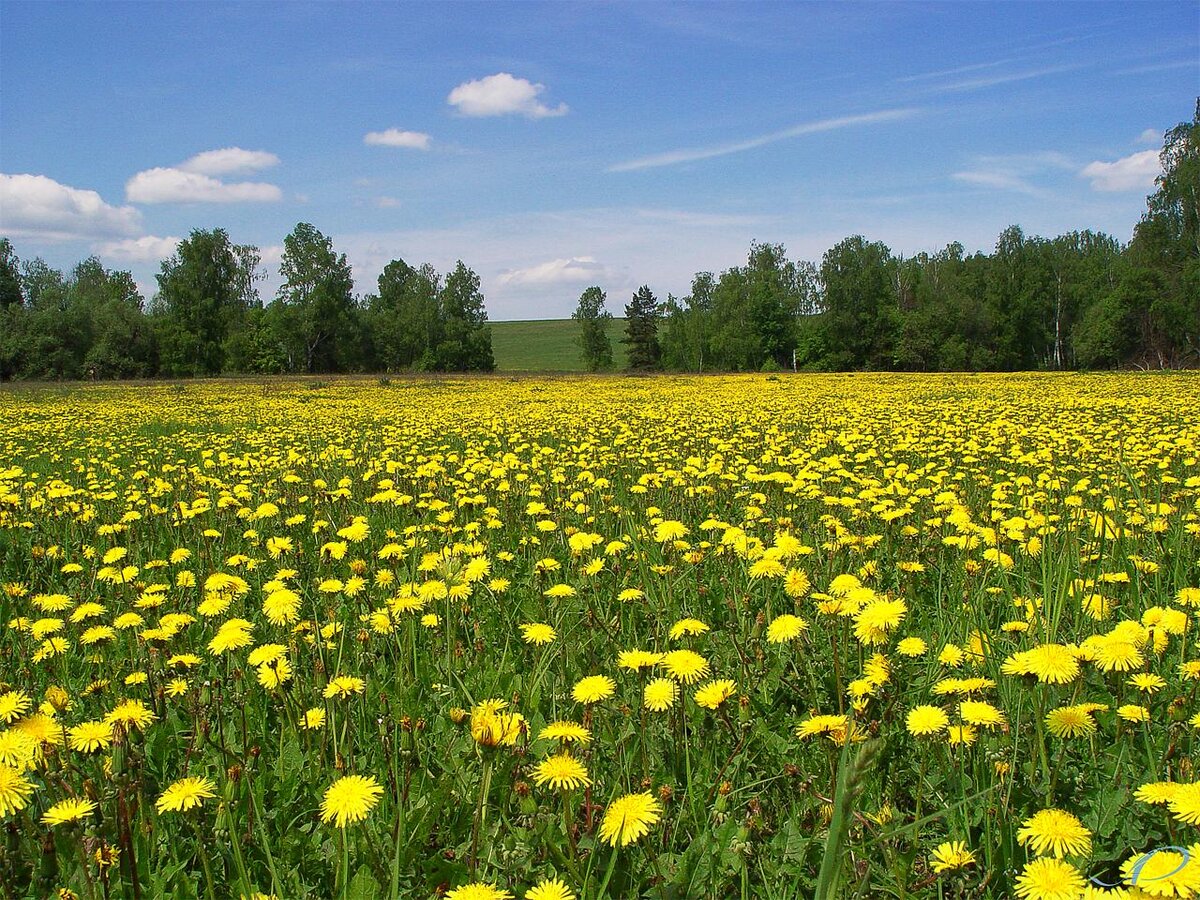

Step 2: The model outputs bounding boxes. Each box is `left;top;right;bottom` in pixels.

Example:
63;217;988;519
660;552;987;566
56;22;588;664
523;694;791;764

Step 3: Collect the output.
599;792;662;847
520;623;556;646
897;637;927;657
1017;808;1092;858
445;884;513;900
694;679;736;710
156;776;218;814
617;649;663;671
1128;673;1166;693
643;678;678;712
905;705;949;737
0;765;34;817
323;676;366;699
538;721;590;746
0;691;32;724
301;708;326;730
959;700;1006;729
1167;783;1200;825
320;775;384;828
767;614;808;644
532;753;590;792
42;798;97;826
669;618;709;639
105;699;156;730
526;877;575;900
1044;706;1097;739
1003;645;1080;685
653;520;688;542
1134;781;1180;805
930;841;976;874
471;707;524;747
572;676;615;704
1014;858;1085;900
660;650;709;684
1117;704;1150;723
68;721;114;753
1119;844;1200;895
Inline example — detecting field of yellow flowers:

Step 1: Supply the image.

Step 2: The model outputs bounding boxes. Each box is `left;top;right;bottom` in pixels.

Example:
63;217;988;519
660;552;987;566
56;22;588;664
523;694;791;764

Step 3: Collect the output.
1;373;1198;900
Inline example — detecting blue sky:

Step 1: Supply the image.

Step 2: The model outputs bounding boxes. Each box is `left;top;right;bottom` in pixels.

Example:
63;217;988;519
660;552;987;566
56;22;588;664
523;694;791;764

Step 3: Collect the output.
1;1;1196;319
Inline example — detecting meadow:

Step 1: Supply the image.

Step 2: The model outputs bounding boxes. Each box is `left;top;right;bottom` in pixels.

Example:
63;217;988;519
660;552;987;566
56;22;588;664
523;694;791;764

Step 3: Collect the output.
489;321;628;372
0;372;1197;900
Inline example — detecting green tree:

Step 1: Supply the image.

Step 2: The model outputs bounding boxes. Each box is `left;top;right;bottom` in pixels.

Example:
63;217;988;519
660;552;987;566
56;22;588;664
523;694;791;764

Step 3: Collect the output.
275;223;357;373
623;285;661;370
153;229;261;376
0;239;22;309
432;261;494;371
365;260;442;371
573;285;613;372
1128;99;1200;366
820;236;896;369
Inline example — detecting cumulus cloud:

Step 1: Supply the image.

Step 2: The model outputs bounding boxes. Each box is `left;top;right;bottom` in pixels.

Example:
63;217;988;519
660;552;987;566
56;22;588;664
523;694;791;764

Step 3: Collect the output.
364;128;431;149
178;147;280;175
93;235;181;263
126;167;283;203
497;256;606;286
447;73;568;119
1079;149;1161;192
1138;128;1162;145
0;173;142;241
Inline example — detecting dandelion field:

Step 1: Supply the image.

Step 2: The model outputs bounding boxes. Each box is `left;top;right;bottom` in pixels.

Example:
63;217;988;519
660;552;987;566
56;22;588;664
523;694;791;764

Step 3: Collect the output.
1;373;1198;900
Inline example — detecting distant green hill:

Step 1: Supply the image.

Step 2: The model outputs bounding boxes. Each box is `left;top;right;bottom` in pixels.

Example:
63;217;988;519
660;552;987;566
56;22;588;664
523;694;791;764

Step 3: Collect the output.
489;318;629;371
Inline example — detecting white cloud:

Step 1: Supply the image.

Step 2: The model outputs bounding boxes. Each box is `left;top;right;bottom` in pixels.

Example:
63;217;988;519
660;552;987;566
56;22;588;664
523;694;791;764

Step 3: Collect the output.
951;170;1040;196
178;147;280;176
126;167;283;203
1080;149;1162;192
497;256;607;286
950;151;1073;197
447;72;568;119
93;235;181;263
1138;128;1162;145
608;108;919;172
259;245;285;266
0;173;142;241
375;196;401;208
922;64;1081;94
364;128;431;149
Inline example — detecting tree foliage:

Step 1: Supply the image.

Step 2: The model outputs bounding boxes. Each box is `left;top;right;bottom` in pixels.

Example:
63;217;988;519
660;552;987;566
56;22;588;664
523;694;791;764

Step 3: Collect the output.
623;285;661;370
573;286;614;372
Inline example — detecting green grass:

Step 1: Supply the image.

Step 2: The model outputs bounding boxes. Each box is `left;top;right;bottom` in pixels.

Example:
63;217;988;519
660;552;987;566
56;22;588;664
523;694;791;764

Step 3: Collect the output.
490;318;628;371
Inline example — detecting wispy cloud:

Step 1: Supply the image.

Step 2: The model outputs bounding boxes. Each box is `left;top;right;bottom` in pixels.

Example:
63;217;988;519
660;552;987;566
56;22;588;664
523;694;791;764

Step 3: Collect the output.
921;64;1081;94
1113;59;1196;76
951;151;1073;198
608;108;919;173
896;58;1012;83
497;256;608;286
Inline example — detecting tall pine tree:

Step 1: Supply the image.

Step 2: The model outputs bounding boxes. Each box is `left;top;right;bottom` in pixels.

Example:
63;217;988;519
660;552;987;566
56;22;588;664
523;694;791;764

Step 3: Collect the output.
623;285;661;370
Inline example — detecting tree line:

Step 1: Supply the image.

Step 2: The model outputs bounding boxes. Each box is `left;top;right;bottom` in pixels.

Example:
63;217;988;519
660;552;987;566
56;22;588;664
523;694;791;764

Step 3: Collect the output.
1;102;1195;380
0;222;494;380
576;102;1198;373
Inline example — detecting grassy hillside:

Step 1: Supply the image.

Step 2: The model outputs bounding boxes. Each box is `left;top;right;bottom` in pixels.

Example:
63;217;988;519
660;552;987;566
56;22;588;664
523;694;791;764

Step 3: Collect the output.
490;318;629;371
